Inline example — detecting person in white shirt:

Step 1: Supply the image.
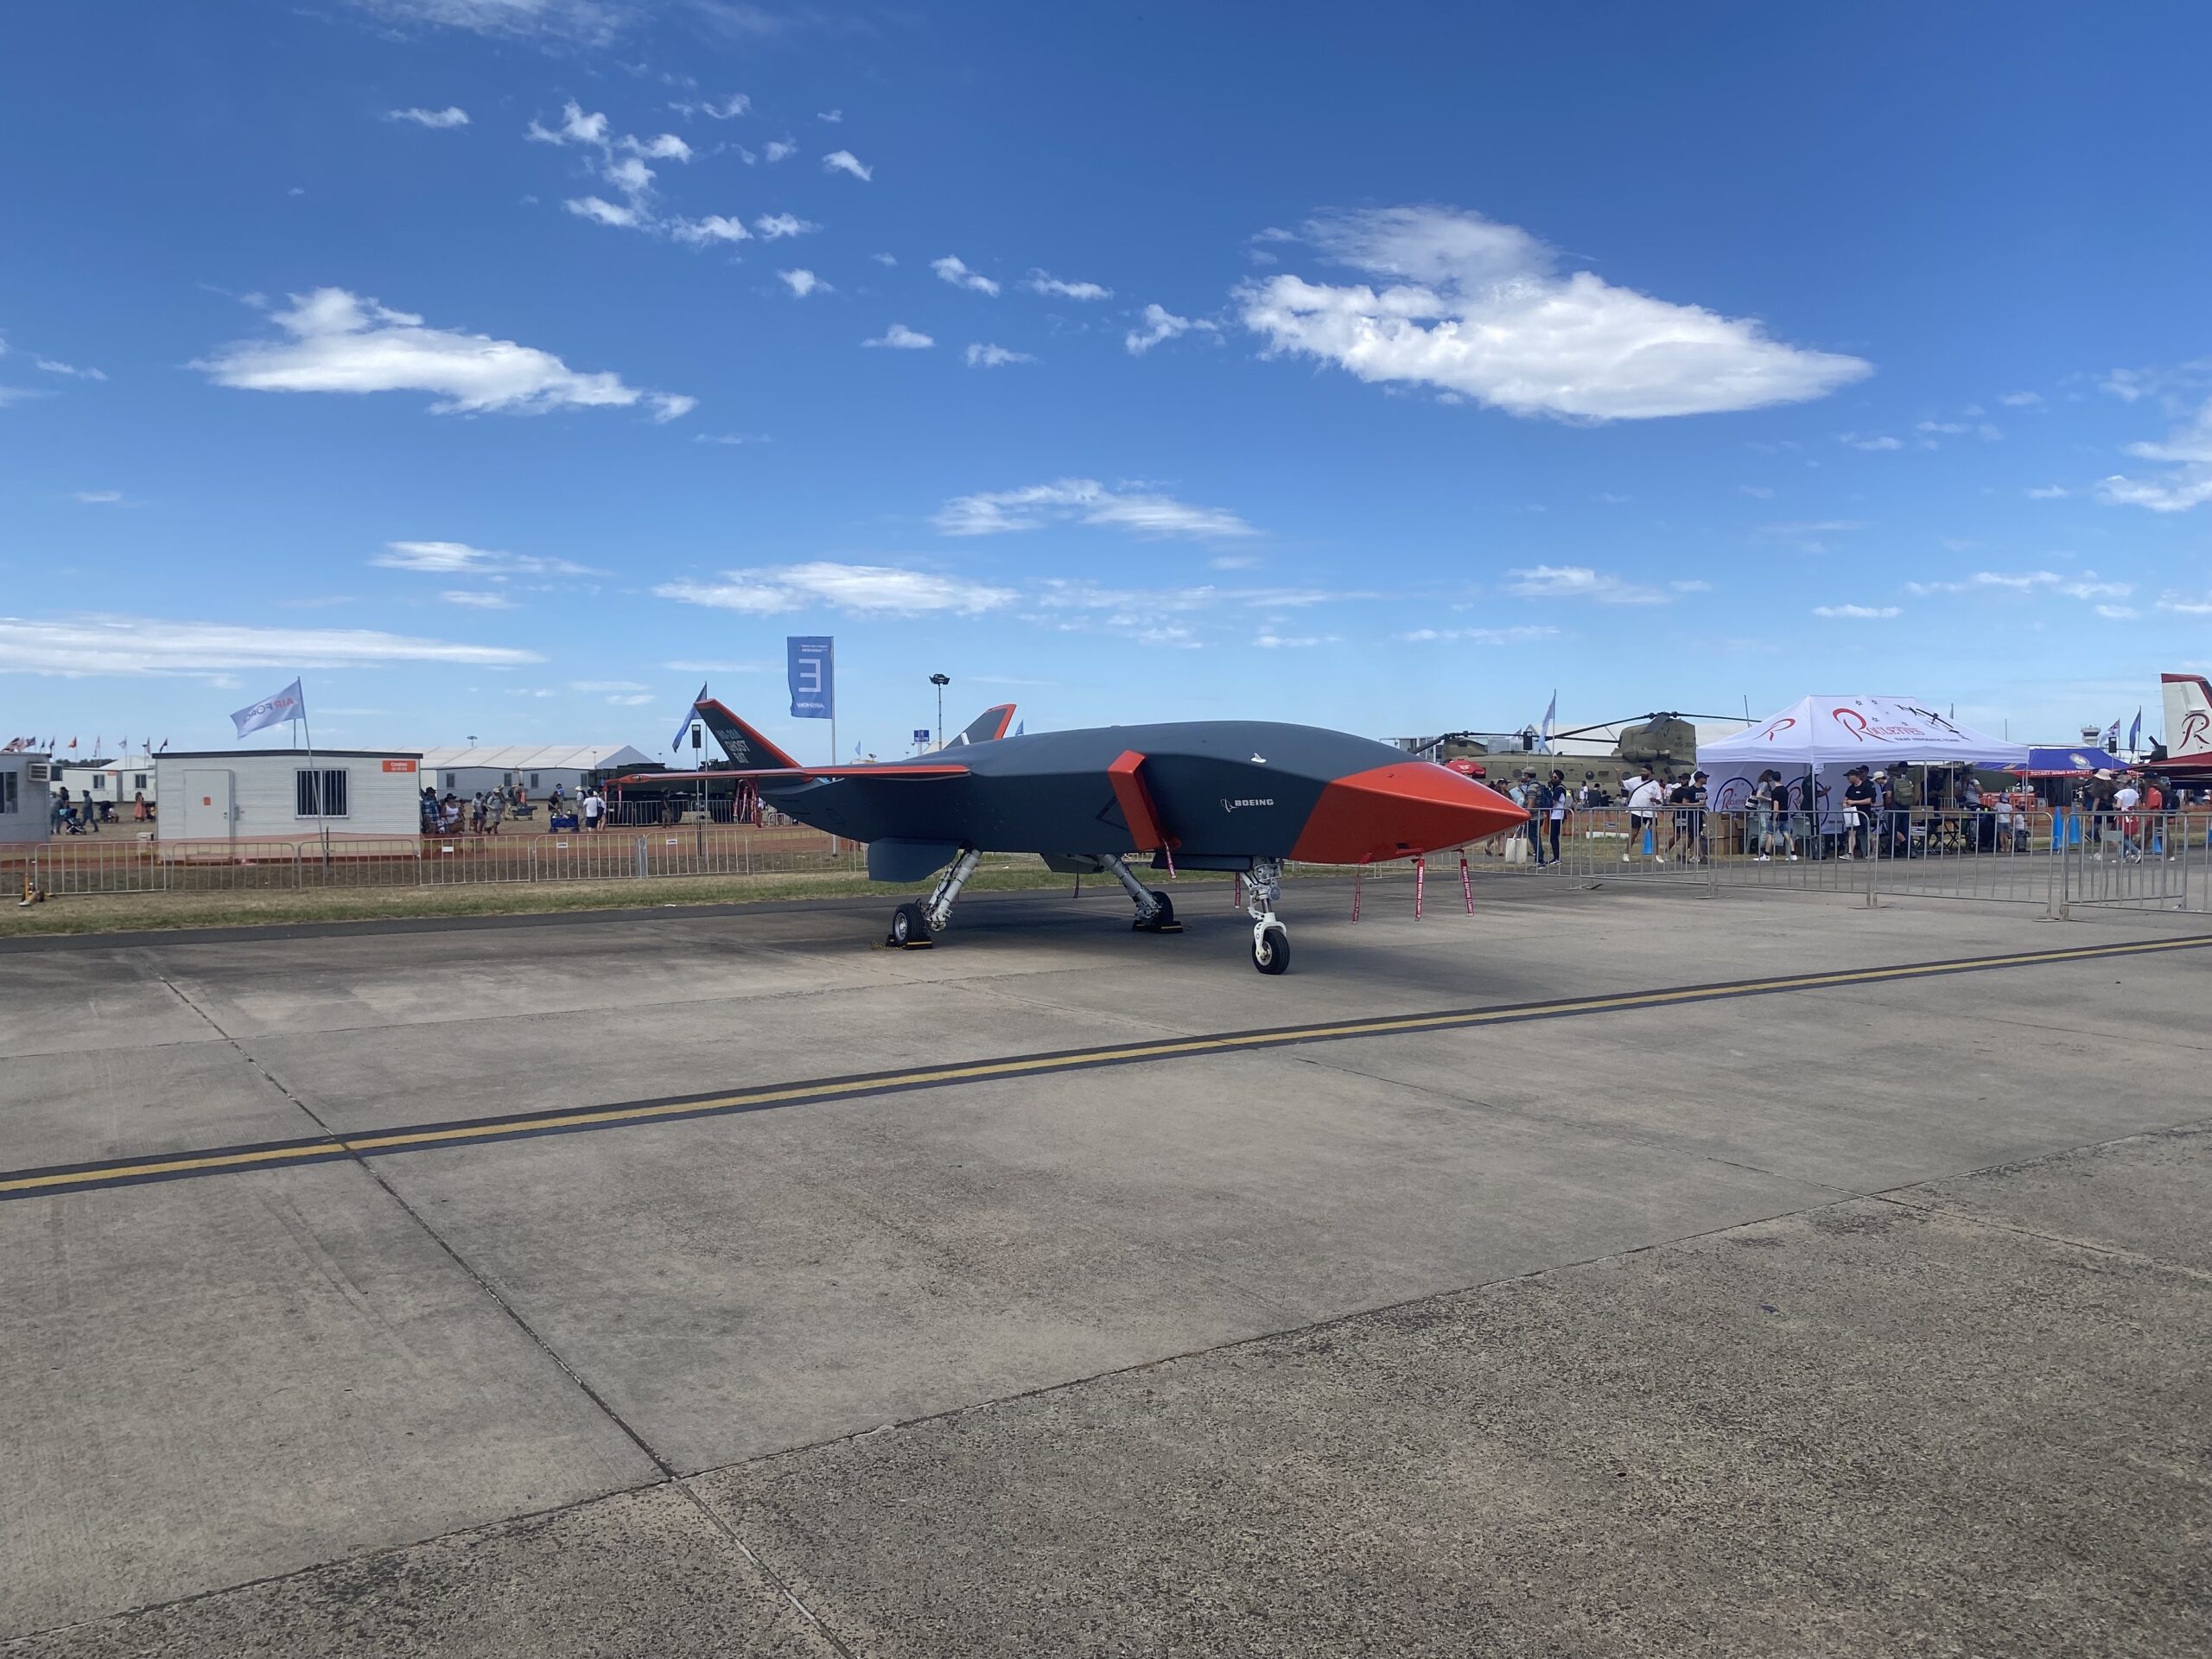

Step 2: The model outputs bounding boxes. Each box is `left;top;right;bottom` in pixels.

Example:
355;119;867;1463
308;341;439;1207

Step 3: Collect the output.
2113;776;2144;861
1626;772;1667;861
582;789;607;831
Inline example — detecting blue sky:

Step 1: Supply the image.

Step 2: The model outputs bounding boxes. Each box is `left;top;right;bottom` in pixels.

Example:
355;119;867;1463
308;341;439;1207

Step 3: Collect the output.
5;0;2209;761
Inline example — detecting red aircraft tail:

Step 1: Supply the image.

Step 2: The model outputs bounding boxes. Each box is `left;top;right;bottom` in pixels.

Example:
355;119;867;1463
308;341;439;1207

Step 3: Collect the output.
694;698;802;770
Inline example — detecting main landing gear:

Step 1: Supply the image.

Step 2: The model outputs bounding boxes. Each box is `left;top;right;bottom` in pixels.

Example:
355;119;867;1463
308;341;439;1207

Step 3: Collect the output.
1245;858;1288;975
1099;854;1180;932
887;848;982;948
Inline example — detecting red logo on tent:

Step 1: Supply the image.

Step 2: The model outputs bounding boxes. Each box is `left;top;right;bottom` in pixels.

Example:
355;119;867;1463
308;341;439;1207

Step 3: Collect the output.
1832;708;1870;741
1761;717;1797;741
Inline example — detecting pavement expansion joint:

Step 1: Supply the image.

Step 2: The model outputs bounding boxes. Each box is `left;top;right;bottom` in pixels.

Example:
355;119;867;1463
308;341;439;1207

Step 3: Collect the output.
10;931;2211;1205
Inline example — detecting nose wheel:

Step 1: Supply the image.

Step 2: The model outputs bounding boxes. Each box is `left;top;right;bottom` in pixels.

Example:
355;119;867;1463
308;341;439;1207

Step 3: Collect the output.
1246;858;1289;975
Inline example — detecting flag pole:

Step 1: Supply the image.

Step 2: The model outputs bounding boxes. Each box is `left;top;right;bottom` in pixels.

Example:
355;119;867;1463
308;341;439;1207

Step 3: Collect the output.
299;687;328;867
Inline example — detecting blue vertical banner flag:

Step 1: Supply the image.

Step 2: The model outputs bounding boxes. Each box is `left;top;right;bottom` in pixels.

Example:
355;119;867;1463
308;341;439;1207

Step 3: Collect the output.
786;636;835;720
2127;707;2143;753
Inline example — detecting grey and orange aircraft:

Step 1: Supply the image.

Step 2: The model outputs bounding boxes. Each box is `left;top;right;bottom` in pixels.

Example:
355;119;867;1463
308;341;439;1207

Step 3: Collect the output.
629;698;1526;974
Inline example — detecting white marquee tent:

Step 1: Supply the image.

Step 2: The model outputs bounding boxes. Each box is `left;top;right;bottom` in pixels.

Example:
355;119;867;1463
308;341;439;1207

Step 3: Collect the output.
1700;696;2030;815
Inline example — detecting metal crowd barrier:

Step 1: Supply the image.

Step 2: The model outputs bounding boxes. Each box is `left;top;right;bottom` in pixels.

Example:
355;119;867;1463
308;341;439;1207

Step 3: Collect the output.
1440;804;2209;915
8;827;861;898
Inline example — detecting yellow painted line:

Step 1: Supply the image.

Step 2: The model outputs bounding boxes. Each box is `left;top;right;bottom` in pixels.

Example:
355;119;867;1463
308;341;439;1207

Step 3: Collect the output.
6;931;2206;1202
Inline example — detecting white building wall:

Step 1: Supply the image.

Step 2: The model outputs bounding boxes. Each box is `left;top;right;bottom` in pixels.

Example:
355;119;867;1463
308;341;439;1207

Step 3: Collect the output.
156;753;423;849
0;754;51;848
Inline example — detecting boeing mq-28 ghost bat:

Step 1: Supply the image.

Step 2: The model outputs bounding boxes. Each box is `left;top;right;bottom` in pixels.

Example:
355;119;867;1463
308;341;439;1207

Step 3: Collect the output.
619;704;1525;974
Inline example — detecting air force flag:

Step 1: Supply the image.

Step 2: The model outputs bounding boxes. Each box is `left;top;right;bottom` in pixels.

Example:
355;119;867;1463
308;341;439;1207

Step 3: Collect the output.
786;637;834;721
231;679;304;739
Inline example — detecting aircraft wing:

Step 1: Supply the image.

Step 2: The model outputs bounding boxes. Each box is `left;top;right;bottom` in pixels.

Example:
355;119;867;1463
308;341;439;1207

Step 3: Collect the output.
610;763;970;785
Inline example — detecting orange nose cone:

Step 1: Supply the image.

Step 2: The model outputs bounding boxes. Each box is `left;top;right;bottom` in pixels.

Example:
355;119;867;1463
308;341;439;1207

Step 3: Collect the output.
1290;764;1529;864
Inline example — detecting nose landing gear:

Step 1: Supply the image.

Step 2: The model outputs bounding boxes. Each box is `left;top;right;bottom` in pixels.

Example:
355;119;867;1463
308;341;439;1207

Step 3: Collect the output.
1246;858;1288;975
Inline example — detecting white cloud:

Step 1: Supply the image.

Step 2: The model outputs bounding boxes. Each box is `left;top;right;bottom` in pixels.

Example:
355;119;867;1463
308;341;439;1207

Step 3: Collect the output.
1839;432;1902;451
1999;391;2044;408
779;268;823;297
1397;625;1560;644
964;342;1035;368
1253;632;1336;649
656;562;1014;616
566;195;642;228
932;256;1000;296
1738;484;1776;499
441;589;517;608
935;479;1255;539
669;213;751;245
2026;485;2070;499
1026;271;1112;301
1916;418;2002;442
373;539;596;576
763;138;799;163
1211;553;1261;570
1904;569;2130;601
525;99;610;149
0;613;539;675
1236;207;1869;420
1812;604;1899;620
35;357;105;380
692;432;768;446
871;251;897;266
1126;302;1211;354
73;490;122;505
755;213;818;239
0;385;53;407
863;323;934;350
1670;579;1712;592
671;93;751;120
620;132;694;162
2156;593;2212;616
194;288;692;419
351;0;624;45
822;149;872;181
1503;564;1667;604
2097;396;2212;512
386;105;469;128
607;692;654;705
817;109;842;123
2095;605;2139;620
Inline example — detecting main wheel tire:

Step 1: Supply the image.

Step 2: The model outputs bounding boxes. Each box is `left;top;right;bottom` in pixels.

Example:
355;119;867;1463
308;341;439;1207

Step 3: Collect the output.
889;901;929;946
1252;923;1289;976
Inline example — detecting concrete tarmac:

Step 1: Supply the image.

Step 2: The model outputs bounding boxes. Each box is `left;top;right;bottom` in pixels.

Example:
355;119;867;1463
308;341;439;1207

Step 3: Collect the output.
2;879;2207;1655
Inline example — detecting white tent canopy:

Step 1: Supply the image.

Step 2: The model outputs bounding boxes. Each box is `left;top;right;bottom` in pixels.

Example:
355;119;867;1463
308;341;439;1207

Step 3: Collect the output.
1701;696;2029;813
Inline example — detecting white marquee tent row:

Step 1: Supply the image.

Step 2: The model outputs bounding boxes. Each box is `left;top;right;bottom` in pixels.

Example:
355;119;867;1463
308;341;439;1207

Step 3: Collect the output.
1699;696;2031;823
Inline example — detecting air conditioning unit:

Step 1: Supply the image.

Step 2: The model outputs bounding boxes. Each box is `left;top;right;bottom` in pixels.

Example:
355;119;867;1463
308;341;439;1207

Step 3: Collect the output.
28;762;50;783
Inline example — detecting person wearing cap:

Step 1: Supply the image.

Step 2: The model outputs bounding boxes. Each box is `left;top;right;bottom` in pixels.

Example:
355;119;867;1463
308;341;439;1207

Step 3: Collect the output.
1517;769;1549;868
1681;769;1710;864
1542;767;1570;865
1842;766;1877;860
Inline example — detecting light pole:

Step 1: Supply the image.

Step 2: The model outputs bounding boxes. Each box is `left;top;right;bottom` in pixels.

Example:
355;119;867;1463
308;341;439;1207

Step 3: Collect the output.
929;672;950;750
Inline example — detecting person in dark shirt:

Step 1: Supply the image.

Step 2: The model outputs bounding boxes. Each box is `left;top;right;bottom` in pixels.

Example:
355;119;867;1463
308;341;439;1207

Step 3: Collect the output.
1842;766;1877;860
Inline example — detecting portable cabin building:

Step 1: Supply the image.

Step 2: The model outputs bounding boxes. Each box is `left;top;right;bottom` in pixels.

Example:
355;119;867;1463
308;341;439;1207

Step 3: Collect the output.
0;752;53;848
154;749;424;849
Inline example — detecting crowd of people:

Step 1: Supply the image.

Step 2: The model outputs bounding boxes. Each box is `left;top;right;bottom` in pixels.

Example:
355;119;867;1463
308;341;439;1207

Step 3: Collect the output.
416;779;619;834
1479;760;2204;868
45;785;153;834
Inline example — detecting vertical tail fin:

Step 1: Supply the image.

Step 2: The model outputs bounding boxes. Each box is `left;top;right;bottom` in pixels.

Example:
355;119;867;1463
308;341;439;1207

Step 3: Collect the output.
2164;673;2212;761
945;703;1017;747
694;699;803;769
